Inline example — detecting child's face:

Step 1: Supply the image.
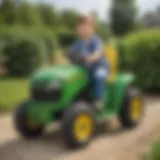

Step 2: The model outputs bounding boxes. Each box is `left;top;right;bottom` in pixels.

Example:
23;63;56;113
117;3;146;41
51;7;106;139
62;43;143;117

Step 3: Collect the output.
77;23;95;40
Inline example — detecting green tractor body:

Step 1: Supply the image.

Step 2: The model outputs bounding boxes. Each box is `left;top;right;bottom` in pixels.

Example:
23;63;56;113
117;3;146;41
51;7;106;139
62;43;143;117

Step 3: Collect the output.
27;64;134;125
14;47;144;148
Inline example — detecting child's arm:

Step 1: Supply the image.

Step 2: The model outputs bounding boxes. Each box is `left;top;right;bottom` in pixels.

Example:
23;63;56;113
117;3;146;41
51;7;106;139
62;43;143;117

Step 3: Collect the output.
85;39;104;64
86;51;102;63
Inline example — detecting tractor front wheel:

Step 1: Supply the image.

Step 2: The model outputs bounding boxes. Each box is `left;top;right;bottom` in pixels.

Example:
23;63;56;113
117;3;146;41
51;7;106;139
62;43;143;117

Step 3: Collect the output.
61;102;95;148
14;101;44;138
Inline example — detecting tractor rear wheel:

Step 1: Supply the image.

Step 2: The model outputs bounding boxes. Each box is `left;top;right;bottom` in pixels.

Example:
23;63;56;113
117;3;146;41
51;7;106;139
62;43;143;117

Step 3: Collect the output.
119;88;144;128
14;101;44;138
61;102;95;148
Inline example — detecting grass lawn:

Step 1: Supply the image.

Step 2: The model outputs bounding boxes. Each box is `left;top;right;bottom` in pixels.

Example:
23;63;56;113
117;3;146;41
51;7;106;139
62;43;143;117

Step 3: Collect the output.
0;52;68;113
0;78;29;113
146;138;160;160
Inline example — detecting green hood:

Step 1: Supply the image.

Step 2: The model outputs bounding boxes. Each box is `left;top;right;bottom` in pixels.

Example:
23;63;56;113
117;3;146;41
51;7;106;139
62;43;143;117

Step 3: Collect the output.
31;64;87;83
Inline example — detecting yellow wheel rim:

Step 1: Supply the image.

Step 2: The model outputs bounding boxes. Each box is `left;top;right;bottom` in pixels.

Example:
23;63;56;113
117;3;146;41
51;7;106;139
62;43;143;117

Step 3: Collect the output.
131;98;142;121
26;118;40;130
74;114;93;142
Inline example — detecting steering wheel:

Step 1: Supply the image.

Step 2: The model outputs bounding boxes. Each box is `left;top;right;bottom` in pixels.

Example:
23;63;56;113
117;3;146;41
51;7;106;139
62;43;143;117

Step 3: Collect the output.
67;52;86;66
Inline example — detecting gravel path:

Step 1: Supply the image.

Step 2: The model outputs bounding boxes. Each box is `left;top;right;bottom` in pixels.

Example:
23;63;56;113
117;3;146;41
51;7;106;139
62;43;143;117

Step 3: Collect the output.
0;97;160;160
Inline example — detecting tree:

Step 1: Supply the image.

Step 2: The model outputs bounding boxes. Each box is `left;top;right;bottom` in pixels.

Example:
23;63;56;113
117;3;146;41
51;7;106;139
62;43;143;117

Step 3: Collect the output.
37;4;59;28
141;7;160;28
110;0;137;36
60;10;79;30
0;0;17;24
97;21;111;41
17;2;41;25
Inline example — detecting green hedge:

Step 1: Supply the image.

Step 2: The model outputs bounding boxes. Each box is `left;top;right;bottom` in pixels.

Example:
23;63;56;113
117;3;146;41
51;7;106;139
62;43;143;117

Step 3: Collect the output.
56;30;77;48
0;26;58;77
117;29;160;92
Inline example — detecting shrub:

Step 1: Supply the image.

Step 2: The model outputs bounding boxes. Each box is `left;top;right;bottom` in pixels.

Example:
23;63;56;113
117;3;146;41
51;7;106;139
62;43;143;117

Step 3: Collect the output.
27;27;58;64
117;29;160;92
3;39;44;77
0;26;58;77
56;30;77;48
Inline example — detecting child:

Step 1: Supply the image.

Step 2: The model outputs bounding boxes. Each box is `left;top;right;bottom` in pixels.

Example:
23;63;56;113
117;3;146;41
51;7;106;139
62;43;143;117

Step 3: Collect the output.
69;14;108;111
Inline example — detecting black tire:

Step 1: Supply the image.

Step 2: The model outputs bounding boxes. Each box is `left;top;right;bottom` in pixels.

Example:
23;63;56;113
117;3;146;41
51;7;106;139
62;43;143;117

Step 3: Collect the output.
14;101;44;138
119;87;144;128
61;102;95;148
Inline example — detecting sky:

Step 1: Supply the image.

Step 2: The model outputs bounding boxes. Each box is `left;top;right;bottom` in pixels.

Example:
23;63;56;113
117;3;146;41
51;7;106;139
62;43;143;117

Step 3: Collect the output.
33;0;160;20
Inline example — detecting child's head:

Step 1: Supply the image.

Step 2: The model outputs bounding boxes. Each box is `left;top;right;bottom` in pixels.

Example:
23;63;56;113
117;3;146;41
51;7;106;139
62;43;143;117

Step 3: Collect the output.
77;14;96;40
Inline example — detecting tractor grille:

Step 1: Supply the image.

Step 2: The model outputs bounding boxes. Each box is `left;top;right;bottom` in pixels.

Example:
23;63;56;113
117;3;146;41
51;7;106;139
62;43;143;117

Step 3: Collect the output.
31;84;62;101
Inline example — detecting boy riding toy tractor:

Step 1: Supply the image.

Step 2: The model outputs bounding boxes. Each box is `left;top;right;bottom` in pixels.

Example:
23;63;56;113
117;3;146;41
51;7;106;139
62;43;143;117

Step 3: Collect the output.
14;43;144;148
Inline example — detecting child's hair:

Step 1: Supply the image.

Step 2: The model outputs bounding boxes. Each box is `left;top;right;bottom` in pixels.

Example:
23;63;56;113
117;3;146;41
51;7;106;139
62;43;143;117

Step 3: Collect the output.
78;14;96;29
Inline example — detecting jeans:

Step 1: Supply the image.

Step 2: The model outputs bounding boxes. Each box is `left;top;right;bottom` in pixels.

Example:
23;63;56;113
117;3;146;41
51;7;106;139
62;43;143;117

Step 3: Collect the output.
88;67;108;100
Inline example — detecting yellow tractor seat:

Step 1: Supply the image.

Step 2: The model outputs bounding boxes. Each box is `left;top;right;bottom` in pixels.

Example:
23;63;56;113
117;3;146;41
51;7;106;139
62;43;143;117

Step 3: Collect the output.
104;44;118;83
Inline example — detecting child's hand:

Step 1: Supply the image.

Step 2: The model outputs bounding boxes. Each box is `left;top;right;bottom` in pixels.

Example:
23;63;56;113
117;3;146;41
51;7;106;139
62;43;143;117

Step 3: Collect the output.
85;55;94;65
85;51;101;65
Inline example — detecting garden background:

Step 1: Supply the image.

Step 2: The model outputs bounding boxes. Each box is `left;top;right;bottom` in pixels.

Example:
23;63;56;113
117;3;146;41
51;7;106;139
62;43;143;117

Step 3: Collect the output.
0;1;159;159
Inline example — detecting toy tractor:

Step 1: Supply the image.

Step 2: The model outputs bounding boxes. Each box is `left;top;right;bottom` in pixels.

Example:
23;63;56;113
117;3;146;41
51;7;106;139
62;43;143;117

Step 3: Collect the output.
14;44;144;148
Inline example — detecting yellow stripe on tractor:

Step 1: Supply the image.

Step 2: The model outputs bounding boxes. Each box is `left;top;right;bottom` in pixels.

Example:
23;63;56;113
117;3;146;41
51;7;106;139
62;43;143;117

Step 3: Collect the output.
104;43;119;83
